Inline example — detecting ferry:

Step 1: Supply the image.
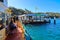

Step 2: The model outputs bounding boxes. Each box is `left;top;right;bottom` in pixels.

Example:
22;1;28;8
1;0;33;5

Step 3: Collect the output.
0;0;32;40
19;13;50;24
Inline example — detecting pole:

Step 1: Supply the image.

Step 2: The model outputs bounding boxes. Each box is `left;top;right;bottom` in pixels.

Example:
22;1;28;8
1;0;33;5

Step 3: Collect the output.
5;12;7;28
49;17;51;23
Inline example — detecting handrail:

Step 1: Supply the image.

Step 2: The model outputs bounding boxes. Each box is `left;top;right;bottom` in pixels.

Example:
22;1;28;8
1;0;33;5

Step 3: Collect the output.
20;19;32;40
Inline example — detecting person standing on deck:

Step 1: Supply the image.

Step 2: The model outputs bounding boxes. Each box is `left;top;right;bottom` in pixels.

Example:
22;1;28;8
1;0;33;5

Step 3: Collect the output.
15;16;25;40
8;17;17;34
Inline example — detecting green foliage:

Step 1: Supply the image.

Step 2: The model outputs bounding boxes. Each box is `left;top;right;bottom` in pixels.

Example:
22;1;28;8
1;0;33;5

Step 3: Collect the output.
8;7;33;16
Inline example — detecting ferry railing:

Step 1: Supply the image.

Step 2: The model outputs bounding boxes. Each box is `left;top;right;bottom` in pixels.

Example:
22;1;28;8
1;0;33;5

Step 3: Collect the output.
19;18;32;40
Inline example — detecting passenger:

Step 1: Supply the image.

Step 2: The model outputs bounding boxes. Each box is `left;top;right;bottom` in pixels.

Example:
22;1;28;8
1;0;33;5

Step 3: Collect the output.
16;16;25;32
0;19;4;30
13;16;17;26
15;16;25;40
8;17;17;34
6;18;9;35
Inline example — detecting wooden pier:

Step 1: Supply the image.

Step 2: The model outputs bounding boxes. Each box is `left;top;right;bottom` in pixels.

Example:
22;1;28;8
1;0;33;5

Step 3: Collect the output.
18;13;50;24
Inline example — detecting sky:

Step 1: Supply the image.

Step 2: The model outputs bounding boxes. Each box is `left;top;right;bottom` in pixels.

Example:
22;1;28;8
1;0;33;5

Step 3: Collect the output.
8;0;60;12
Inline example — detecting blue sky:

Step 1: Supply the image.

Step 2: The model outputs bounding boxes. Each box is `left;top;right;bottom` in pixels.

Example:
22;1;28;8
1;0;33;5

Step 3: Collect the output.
8;0;60;12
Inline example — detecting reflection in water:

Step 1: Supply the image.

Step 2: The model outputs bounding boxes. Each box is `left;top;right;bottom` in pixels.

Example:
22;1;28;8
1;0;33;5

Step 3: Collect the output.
24;19;60;40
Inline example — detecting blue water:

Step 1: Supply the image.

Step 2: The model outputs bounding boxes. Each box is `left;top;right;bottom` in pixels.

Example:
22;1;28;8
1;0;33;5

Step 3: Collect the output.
24;19;60;40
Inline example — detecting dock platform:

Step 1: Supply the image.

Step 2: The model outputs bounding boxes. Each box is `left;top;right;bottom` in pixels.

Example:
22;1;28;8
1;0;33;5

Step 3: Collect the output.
18;13;50;24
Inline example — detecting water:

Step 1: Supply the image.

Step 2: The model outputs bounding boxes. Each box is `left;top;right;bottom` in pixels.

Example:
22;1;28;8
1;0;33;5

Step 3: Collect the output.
24;18;60;40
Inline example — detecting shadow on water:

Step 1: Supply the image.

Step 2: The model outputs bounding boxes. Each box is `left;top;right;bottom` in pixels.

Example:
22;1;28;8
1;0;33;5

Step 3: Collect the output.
24;18;60;40
24;23;51;27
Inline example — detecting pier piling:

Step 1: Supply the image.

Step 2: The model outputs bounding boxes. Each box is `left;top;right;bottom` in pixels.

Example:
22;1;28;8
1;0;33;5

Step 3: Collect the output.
54;17;56;24
49;17;51;23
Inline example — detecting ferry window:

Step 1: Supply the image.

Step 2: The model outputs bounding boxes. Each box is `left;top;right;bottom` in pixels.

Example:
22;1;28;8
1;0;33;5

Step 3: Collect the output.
0;18;4;30
0;0;3;2
0;13;5;30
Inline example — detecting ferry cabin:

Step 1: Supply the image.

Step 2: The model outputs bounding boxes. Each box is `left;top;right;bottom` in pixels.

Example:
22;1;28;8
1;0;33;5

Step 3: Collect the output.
0;0;7;40
19;13;50;24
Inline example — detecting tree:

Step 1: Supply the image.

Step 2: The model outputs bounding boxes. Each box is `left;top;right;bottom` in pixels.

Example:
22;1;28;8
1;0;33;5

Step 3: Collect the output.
9;7;18;16
25;9;32;14
8;7;26;15
6;7;34;16
17;9;25;15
